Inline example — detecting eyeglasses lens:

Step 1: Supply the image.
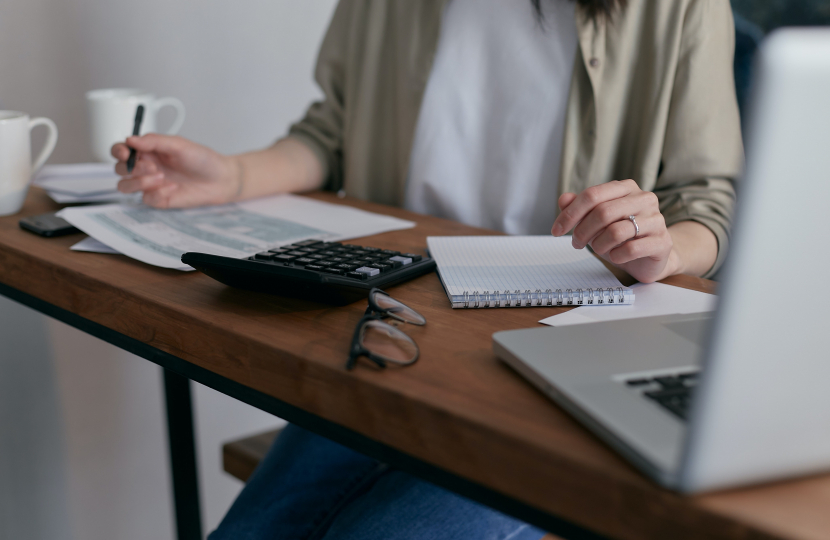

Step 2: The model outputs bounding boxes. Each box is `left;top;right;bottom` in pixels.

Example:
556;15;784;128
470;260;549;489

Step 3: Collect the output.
370;292;426;325
360;320;418;364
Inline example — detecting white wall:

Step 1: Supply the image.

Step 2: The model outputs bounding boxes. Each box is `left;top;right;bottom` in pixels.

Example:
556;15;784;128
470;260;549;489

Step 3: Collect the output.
0;0;338;538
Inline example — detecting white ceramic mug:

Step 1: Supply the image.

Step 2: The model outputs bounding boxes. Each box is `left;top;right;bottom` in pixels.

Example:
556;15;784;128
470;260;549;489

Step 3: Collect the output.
0;111;58;216
86;88;185;163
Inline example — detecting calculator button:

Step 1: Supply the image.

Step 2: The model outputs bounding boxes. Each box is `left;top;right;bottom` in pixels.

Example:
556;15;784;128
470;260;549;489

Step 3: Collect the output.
273;254;297;262
355;267;380;277
295;257;316;265
388;255;413;265
335;263;359;272
268;248;290;254
401;253;423;262
322;268;345;275
384;259;403;269
254;252;274;260
307;254;327;259
346;272;368;280
369;263;392;272
362;247;381;252
380;249;400;256
292;240;323;247
287;251;306;256
305;264;324;271
329;257;347;263
315;260;334;267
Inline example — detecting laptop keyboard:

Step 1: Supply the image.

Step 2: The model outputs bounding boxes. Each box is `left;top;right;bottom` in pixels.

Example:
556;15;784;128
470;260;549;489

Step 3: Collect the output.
625;371;699;421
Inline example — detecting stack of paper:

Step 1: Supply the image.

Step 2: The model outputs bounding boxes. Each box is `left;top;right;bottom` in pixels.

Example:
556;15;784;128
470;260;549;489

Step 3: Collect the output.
34;163;136;203
58;194;417;270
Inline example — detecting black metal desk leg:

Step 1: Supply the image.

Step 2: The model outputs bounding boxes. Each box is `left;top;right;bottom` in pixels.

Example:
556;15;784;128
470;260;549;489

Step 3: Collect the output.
163;369;203;540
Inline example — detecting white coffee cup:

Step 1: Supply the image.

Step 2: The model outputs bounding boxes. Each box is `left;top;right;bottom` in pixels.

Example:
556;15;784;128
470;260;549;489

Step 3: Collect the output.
86;88;185;163
0;111;58;216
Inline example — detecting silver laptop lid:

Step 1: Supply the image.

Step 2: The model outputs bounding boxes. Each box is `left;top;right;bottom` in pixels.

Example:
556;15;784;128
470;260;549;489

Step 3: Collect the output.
679;29;830;493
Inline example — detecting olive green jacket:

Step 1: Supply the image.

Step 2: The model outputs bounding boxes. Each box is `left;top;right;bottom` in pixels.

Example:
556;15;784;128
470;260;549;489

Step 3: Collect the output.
288;0;743;277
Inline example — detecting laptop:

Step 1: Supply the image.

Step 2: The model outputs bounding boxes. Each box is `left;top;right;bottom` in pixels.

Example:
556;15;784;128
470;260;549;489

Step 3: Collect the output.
492;28;830;493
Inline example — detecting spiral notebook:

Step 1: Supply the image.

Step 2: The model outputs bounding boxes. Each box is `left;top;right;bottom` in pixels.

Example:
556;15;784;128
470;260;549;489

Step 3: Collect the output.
427;236;634;309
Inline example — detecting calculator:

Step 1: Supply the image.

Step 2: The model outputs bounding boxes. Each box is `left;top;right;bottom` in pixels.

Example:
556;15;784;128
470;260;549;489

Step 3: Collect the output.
181;240;436;305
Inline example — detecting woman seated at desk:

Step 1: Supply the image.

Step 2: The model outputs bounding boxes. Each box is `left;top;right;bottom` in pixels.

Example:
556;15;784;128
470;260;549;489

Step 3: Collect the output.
113;0;743;538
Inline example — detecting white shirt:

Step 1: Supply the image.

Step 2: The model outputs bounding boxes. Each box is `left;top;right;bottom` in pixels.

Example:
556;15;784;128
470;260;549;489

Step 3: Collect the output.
404;0;578;235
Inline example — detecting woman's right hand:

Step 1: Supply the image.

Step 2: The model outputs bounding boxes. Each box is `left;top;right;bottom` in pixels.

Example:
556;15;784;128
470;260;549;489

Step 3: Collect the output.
112;134;240;209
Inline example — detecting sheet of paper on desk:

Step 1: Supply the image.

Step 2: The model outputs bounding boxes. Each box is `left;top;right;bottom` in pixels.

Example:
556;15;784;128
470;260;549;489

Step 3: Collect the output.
33;163;129;203
47;190;139;204
70;236;121;255
539;282;716;327
57;194;416;270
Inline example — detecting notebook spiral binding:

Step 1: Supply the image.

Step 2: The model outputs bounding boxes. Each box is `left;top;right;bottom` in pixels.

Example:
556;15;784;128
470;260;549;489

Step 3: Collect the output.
456;287;630;308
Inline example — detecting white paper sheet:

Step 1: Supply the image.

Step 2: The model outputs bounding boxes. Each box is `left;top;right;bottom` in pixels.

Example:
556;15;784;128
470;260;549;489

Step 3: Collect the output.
70;236;122;255
36;163;115;179
58;194;416;270
47;191;139;204
35;175;120;196
539;282;716;327
34;162;125;202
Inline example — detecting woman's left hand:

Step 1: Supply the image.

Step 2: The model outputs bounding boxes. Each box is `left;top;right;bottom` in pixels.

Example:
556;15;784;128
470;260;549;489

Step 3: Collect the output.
551;179;679;283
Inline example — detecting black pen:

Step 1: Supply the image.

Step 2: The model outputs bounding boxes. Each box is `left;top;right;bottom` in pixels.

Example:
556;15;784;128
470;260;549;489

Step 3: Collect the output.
126;104;145;174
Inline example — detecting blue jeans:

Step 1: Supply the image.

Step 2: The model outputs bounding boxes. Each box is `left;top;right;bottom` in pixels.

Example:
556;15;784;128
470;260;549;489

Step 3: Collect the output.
210;424;546;540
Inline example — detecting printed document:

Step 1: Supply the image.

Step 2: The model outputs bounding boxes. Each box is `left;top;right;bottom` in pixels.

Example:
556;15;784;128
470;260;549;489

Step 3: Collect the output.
58;194;415;270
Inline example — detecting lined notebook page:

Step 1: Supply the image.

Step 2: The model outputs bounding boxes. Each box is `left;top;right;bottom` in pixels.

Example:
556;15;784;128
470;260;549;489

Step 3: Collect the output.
427;236;627;295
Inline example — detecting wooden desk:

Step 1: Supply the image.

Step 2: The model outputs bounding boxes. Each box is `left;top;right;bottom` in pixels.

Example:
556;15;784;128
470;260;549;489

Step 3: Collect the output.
1;189;828;540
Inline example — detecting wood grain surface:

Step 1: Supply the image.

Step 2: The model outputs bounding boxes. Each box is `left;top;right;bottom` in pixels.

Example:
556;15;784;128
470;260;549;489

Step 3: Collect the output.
1;188;827;540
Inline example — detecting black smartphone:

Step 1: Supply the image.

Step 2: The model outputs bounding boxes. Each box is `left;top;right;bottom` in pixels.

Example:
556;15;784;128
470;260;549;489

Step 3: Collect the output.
19;212;81;237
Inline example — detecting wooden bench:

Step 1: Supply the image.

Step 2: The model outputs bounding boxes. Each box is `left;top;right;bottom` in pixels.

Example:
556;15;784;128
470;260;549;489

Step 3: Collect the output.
222;428;282;482
223;429;561;539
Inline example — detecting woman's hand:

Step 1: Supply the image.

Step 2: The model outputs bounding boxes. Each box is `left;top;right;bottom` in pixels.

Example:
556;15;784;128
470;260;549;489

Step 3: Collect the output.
551;179;680;283
112;134;240;209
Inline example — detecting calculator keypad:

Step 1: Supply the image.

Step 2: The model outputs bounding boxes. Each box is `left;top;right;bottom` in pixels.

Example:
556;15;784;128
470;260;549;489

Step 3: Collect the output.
249;241;424;282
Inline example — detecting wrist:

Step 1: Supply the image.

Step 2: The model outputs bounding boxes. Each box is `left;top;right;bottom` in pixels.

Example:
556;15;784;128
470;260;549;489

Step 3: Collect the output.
664;246;685;278
225;155;245;203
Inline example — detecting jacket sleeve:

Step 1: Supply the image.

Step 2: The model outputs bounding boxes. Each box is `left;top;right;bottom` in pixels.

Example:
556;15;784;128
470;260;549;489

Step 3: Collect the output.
656;0;744;278
287;0;355;193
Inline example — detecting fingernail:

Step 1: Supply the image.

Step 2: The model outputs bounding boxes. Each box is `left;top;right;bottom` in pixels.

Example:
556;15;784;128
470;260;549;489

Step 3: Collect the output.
552;223;563;236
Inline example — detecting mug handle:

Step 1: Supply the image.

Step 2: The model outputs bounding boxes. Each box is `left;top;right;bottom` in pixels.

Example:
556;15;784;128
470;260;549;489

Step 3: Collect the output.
29;117;59;172
152;97;186;135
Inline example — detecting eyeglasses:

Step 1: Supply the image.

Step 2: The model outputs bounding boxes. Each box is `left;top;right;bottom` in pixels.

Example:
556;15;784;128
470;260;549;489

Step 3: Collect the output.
346;288;426;370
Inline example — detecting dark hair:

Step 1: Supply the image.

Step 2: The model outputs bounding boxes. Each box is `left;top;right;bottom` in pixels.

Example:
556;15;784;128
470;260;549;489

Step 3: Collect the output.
531;0;627;19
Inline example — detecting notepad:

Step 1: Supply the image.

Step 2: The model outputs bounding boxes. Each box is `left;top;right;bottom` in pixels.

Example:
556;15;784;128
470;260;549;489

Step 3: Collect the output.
426;236;634;309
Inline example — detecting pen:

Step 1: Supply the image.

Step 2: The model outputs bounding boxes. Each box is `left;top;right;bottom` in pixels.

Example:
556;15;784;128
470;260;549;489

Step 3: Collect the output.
126;104;145;174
